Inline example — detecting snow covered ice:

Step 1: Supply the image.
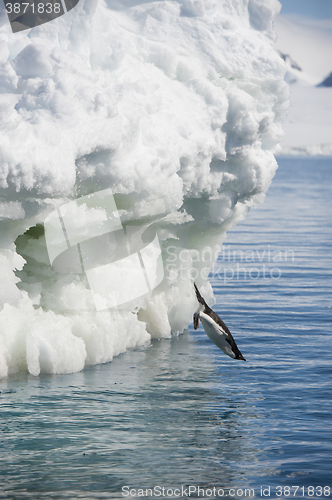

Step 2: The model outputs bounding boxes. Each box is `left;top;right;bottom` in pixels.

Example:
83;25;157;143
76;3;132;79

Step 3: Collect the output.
0;0;288;377
274;14;332;155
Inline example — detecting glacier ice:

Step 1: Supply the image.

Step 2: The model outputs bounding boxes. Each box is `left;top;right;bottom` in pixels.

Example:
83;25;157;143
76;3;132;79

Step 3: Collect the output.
0;0;288;377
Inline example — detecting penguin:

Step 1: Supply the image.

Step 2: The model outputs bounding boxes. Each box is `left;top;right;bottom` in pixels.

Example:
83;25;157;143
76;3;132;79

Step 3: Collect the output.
193;283;246;361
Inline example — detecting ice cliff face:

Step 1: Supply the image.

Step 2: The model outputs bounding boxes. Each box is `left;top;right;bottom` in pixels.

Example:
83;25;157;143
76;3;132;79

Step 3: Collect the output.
0;0;288;377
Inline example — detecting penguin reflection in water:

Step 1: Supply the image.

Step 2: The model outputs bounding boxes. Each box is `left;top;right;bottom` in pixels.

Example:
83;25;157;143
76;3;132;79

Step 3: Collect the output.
193;283;246;361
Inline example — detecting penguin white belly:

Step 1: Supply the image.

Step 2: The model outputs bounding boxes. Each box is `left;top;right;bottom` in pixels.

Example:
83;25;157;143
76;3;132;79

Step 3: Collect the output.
200;312;235;359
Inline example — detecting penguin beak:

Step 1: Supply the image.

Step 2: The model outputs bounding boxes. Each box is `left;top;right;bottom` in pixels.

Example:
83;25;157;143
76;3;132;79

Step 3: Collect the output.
193;312;200;330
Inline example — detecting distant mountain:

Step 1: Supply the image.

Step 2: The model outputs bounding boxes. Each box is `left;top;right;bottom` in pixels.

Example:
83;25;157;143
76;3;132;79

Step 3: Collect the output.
274;14;332;86
277;51;302;84
318;72;332;87
278;52;302;72
274;14;332;155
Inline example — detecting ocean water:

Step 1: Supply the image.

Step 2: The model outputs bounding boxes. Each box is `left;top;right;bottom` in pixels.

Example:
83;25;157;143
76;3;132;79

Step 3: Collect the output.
0;156;331;500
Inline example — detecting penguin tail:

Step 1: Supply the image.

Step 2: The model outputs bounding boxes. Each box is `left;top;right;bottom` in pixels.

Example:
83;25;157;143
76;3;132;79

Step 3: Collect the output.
194;283;207;307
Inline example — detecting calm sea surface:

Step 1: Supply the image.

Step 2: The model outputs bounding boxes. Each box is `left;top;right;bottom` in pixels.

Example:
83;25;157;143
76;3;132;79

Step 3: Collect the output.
0;156;331;499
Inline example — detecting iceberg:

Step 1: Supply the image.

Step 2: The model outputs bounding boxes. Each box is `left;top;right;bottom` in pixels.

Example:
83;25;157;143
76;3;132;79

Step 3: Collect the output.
0;0;288;377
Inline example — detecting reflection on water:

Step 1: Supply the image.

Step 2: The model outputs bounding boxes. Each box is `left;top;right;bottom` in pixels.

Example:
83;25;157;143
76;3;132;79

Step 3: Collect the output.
1;157;332;499
0;333;262;498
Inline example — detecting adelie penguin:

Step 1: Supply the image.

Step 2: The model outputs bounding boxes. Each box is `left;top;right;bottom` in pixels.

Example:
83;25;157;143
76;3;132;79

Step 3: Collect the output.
193;283;246;361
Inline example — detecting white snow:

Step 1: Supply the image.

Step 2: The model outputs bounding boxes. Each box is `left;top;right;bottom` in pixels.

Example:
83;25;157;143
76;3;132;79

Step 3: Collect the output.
280;86;332;155
0;0;288;377
275;14;332;155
